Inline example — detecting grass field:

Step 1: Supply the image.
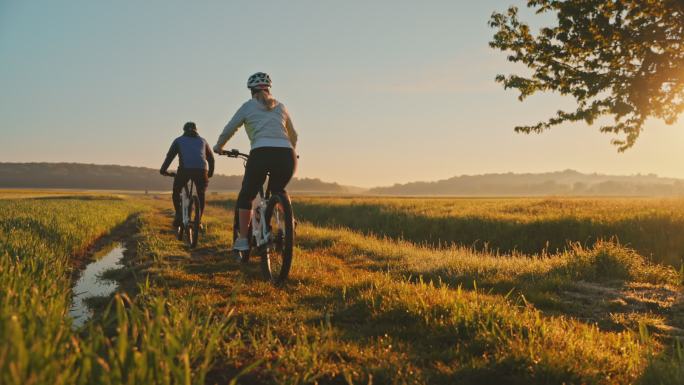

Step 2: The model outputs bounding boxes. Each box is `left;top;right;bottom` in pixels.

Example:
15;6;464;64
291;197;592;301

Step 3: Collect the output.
291;196;684;267
1;192;683;384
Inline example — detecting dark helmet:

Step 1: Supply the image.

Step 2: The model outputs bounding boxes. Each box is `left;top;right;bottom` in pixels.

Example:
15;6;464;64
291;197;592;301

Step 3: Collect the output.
183;122;197;132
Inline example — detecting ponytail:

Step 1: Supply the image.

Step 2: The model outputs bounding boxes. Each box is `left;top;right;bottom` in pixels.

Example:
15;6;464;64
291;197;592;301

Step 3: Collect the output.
252;88;278;111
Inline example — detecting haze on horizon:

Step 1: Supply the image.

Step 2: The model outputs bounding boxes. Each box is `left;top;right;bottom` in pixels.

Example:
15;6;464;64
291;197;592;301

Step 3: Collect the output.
1;0;682;188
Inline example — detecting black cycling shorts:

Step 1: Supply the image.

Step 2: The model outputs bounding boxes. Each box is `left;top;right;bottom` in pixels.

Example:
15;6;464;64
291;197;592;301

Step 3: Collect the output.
236;147;296;210
172;168;209;214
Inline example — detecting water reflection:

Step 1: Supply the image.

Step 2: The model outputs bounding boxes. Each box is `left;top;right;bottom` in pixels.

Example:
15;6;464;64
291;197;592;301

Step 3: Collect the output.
69;243;125;328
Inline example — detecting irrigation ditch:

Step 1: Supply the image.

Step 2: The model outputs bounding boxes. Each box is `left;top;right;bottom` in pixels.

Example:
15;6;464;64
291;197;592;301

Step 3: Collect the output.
68;214;142;328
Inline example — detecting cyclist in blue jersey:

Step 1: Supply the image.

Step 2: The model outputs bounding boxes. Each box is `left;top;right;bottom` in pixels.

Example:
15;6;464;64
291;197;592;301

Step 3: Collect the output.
160;122;215;226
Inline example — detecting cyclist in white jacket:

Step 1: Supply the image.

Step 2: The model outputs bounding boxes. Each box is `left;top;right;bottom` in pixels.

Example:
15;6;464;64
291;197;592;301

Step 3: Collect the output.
214;72;298;254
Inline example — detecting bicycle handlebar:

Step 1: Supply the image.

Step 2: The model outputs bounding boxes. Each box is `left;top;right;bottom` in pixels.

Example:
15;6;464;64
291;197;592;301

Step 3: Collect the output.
218;149;299;160
219;149;250;159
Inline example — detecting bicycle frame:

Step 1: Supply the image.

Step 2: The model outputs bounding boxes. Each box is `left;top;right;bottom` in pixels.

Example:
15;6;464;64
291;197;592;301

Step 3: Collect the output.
181;182;194;227
250;180;278;248
162;171;201;247
220;149;278;249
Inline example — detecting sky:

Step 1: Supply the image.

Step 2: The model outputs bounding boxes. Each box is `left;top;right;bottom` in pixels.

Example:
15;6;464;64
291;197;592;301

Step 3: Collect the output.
1;0;682;188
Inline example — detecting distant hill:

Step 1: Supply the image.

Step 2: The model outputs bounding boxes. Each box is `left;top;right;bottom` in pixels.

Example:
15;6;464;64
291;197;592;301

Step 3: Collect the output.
368;169;684;196
5;164;684;196
0;163;351;193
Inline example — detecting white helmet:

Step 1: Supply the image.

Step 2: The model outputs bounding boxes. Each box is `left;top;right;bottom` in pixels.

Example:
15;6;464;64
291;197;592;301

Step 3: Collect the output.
247;72;272;89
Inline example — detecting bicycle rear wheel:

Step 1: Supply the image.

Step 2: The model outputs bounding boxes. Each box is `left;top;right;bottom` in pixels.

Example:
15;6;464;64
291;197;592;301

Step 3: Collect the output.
262;192;294;284
187;195;200;248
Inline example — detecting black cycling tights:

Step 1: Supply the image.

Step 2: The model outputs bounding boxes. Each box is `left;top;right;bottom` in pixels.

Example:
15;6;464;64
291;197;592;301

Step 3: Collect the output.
237;147;296;210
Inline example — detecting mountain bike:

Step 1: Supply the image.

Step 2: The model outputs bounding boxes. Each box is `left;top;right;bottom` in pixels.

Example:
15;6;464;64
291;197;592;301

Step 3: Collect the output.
220;149;295;284
162;172;201;248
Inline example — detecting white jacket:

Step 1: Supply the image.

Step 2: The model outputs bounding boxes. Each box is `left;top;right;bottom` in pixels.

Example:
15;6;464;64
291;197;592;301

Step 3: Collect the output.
214;99;298;152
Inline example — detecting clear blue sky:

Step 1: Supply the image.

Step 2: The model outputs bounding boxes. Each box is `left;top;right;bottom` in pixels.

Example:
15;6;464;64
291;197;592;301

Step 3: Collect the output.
1;0;682;187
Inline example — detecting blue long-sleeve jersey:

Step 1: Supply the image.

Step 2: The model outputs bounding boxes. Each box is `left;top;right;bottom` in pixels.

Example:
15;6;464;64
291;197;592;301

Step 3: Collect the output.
160;131;215;174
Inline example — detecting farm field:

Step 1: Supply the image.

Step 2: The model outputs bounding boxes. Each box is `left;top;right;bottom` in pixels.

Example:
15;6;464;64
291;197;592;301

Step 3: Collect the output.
2;192;684;384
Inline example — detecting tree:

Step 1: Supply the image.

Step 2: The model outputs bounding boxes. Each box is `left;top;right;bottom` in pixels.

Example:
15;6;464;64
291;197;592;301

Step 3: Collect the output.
489;0;684;150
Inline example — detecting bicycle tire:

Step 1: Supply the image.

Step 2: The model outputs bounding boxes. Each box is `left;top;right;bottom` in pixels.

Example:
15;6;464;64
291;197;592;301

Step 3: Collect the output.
188;195;200;248
262;192;294;284
233;205;253;263
176;224;184;241
185;194;194;246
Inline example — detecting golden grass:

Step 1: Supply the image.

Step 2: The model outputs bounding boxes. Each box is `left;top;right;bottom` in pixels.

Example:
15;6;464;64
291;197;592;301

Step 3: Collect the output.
2;192;683;384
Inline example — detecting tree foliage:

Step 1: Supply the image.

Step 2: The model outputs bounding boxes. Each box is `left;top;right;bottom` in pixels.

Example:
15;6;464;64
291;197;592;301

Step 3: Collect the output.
489;0;684;150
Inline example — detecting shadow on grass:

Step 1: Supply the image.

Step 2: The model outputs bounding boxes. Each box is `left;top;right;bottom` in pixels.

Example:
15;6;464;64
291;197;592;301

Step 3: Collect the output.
0;216;66;251
637;339;684;384
31;195;125;201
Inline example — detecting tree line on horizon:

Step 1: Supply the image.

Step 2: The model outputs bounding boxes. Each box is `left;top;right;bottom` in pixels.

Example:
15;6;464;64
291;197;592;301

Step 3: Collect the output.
0;162;348;193
3;162;684;196
369;169;684;196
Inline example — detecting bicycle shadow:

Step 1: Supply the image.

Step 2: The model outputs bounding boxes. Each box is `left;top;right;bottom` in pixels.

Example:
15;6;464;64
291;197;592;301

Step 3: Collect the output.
185;245;265;281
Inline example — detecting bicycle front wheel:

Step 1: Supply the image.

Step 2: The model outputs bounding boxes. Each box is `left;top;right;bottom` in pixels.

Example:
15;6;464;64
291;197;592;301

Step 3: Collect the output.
176;224;184;241
262;192;294;284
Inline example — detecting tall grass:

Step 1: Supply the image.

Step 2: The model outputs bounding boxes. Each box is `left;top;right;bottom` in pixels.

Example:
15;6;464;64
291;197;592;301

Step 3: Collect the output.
289;196;684;267
0;197;232;384
333;274;650;384
74;292;233;385
297;224;680;290
4;194;683;384
179;199;684;383
0;198;140;385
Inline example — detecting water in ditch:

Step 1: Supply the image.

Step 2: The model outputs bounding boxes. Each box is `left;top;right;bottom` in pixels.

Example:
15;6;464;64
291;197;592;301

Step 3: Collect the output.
69;243;125;328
